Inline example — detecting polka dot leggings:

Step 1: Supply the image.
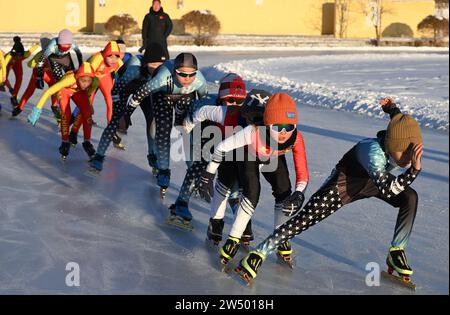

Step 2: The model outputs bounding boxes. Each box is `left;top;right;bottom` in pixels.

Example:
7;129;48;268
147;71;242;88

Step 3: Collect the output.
153;93;195;172
256;184;343;257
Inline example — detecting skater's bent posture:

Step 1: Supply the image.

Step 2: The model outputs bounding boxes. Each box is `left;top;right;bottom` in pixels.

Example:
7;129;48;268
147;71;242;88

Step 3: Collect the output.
199;93;309;267
4;36;40;107
236;98;423;283
166;73;248;229
12;34;58;119
125;52;208;192
70;41;124;139
35;29;83;87
88;42;168;172
27;62;99;160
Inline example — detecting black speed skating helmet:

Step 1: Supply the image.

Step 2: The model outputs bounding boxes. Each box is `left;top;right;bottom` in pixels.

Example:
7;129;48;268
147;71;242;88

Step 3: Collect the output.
174;52;198;70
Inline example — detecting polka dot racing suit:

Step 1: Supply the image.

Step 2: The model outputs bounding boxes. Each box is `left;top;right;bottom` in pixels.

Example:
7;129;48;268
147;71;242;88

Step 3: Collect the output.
94;56;155;163
126;59;208;189
253;109;421;267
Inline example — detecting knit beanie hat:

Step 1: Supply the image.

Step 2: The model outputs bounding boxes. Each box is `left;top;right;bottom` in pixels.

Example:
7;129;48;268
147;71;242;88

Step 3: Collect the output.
58;29;73;45
385;114;422;153
218;73;246;100
174;52;198;70
263;93;298;126
11;36;25;56
142;42;168;63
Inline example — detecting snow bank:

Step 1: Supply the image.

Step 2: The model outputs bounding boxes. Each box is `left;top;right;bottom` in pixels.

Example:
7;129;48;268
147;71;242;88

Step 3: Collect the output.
202;53;449;131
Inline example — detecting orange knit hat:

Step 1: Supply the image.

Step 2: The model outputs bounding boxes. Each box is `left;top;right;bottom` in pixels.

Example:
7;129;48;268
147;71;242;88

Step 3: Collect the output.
263;93;298;125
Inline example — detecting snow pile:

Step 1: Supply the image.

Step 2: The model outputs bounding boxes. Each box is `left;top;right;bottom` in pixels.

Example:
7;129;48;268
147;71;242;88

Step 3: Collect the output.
203;53;449;131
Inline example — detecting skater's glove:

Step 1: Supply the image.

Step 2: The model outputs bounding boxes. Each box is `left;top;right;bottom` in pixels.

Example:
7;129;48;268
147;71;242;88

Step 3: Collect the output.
126;94;140;109
36;77;44;90
281;191;305;216
174;103;187;126
380;97;400;118
198;170;215;203
138;46;145;53
27;107;42;126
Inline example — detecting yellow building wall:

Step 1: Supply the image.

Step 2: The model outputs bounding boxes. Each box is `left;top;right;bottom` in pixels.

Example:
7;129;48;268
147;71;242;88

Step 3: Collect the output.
92;0;329;35
0;0;437;38
0;0;88;33
345;1;435;38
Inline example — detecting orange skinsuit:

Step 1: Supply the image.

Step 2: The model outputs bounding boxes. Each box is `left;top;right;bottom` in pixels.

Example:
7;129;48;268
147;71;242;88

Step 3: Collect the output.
72;41;123;133
4;45;39;98
35;62;99;142
18;51;57;110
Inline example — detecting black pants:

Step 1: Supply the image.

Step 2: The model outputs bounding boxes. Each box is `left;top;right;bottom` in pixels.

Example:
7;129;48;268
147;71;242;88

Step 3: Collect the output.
239;155;292;210
255;170;419;256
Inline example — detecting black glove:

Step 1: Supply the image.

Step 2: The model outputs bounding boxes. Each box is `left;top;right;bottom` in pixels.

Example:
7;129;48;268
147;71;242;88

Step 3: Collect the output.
174;103;187;126
281;191;305;216
138;46;145;53
198;170;215;203
11;106;22;117
36;77;44;90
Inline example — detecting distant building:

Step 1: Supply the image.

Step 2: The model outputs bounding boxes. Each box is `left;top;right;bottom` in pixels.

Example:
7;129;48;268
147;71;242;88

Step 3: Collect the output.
0;0;442;39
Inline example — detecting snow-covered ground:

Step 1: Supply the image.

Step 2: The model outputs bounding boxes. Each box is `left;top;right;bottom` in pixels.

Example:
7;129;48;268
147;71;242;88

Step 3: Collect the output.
203;53;449;131
0;50;448;295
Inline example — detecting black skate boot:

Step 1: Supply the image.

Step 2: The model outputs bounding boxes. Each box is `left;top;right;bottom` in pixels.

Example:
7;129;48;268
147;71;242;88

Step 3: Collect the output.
69;131;78;147
207;218;224;245
11;106;22;117
387;247;413;276
112;132;125;150
82;141;96;159
241;220;254;251
87;153;105;175
235;250;266;285
277;241;294;268
59;142;71;161
157;169;171;199
219;236;241;270
382;247;416;289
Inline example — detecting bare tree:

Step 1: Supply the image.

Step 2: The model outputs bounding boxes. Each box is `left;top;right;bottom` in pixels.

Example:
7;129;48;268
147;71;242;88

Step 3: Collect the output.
335;0;352;38
360;0;394;46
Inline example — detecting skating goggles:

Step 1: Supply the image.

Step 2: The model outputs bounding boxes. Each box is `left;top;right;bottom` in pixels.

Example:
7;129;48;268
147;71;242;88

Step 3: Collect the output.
175;69;197;78
222;97;245;105
270;124;296;133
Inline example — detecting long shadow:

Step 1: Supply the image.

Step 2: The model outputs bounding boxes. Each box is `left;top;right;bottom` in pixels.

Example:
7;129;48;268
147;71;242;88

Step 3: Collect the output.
1;107;75;187
0;105;211;256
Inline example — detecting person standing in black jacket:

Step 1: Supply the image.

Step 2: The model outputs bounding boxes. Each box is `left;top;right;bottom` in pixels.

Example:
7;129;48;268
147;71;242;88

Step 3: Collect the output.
141;0;173;58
